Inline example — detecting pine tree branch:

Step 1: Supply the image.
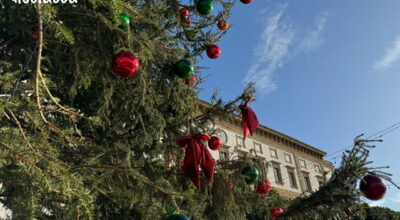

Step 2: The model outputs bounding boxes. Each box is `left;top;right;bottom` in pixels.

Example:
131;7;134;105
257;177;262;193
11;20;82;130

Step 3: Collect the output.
34;3;49;126
70;165;185;198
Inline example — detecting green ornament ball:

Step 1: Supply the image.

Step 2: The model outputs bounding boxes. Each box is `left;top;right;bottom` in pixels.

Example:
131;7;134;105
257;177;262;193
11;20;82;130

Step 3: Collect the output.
174;59;193;79
166;206;178;215
196;0;214;15
118;13;131;30
241;166;259;184
167;214;190;220
186;31;197;41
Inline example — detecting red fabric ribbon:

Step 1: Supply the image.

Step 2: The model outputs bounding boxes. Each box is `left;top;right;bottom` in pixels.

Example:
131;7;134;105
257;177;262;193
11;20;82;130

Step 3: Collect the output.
176;132;216;189
256;180;271;195
241;100;259;140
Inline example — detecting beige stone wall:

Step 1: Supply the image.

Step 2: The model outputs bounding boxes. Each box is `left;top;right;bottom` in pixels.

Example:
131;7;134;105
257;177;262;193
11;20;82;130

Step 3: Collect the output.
210;116;334;199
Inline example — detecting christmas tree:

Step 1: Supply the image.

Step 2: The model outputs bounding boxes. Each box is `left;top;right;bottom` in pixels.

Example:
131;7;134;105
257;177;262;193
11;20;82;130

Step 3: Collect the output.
0;1;398;219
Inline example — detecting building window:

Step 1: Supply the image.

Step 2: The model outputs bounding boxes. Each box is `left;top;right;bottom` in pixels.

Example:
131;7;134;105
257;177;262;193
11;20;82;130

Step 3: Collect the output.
216;129;228;144
299;159;307;169
270;148;278;159
236;135;244;148
287;169;297;188
254;142;262;153
284;153;292;163
219;151;229;161
272;164;283;184
303;173;312;191
317;176;324;187
314;164;321;173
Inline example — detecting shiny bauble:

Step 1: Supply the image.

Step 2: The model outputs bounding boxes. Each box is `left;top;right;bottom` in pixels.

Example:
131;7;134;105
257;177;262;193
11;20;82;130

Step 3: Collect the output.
179;8;189;18
186;31;198;41
112;52;139;78
196;0;214;15
240;0;252;4
227;181;234;189
256;180;271;195
208;136;222;150
241;166;259;184
174;59;194;79
118;13;131;30
360;174;387;201
270;207;283;218
184;17;192;26
217;20;229;31
184;75;197;86
167;214;190;220
206;44;221;59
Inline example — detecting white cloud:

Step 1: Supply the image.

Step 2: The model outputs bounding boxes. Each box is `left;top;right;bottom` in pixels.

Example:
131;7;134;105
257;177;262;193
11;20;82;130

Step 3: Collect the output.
374;36;400;71
297;12;330;53
243;6;329;95
369;199;386;207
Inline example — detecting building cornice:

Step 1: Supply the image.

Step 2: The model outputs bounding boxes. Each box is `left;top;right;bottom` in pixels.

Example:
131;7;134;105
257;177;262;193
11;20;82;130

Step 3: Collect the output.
198;100;334;168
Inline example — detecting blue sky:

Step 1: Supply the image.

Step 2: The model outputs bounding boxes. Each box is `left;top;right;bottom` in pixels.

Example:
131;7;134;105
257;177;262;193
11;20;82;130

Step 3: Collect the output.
197;0;400;211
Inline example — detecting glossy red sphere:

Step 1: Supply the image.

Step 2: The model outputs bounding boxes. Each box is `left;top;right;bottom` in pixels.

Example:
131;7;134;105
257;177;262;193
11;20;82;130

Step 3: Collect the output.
256;180;271;195
33;28;40;39
270;207;283;218
179;8;189;18
240;0;252;4
360;175;387;201
217;21;229;31
185;17;192;26
227;181;234;189
184;75;197;86
206;45;221;59
112;52;139;78
208;136;222;150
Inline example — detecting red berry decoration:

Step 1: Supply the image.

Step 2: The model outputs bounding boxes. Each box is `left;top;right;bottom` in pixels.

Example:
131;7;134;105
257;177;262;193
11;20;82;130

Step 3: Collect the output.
206;45;221;59
184;75;197;86
217;21;229;31
208;136;222;150
359;174;387;201
240;0;253;4
256;180;271;195
270;207;283;218
112;52;140;78
179;8;189;18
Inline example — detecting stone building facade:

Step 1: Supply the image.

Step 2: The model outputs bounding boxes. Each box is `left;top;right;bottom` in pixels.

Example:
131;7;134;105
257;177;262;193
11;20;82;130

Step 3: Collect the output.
200;101;334;198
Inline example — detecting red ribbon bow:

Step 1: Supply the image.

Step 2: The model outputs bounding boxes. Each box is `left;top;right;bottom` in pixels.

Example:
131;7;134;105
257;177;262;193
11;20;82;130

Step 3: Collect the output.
241;99;259;140
176;132;216;189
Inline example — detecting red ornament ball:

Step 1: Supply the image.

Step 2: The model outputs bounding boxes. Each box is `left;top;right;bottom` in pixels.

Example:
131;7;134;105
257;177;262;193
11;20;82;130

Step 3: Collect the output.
33;28;40;39
227;181;234;190
240;0;253;4
360;174;387;201
256;180;271;195
184;75;197;86
206;45;221;59
112;52;140;78
185;17;192;26
217;21;229;31
179;8;189;18
208;136;222;150
270;207;283;218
